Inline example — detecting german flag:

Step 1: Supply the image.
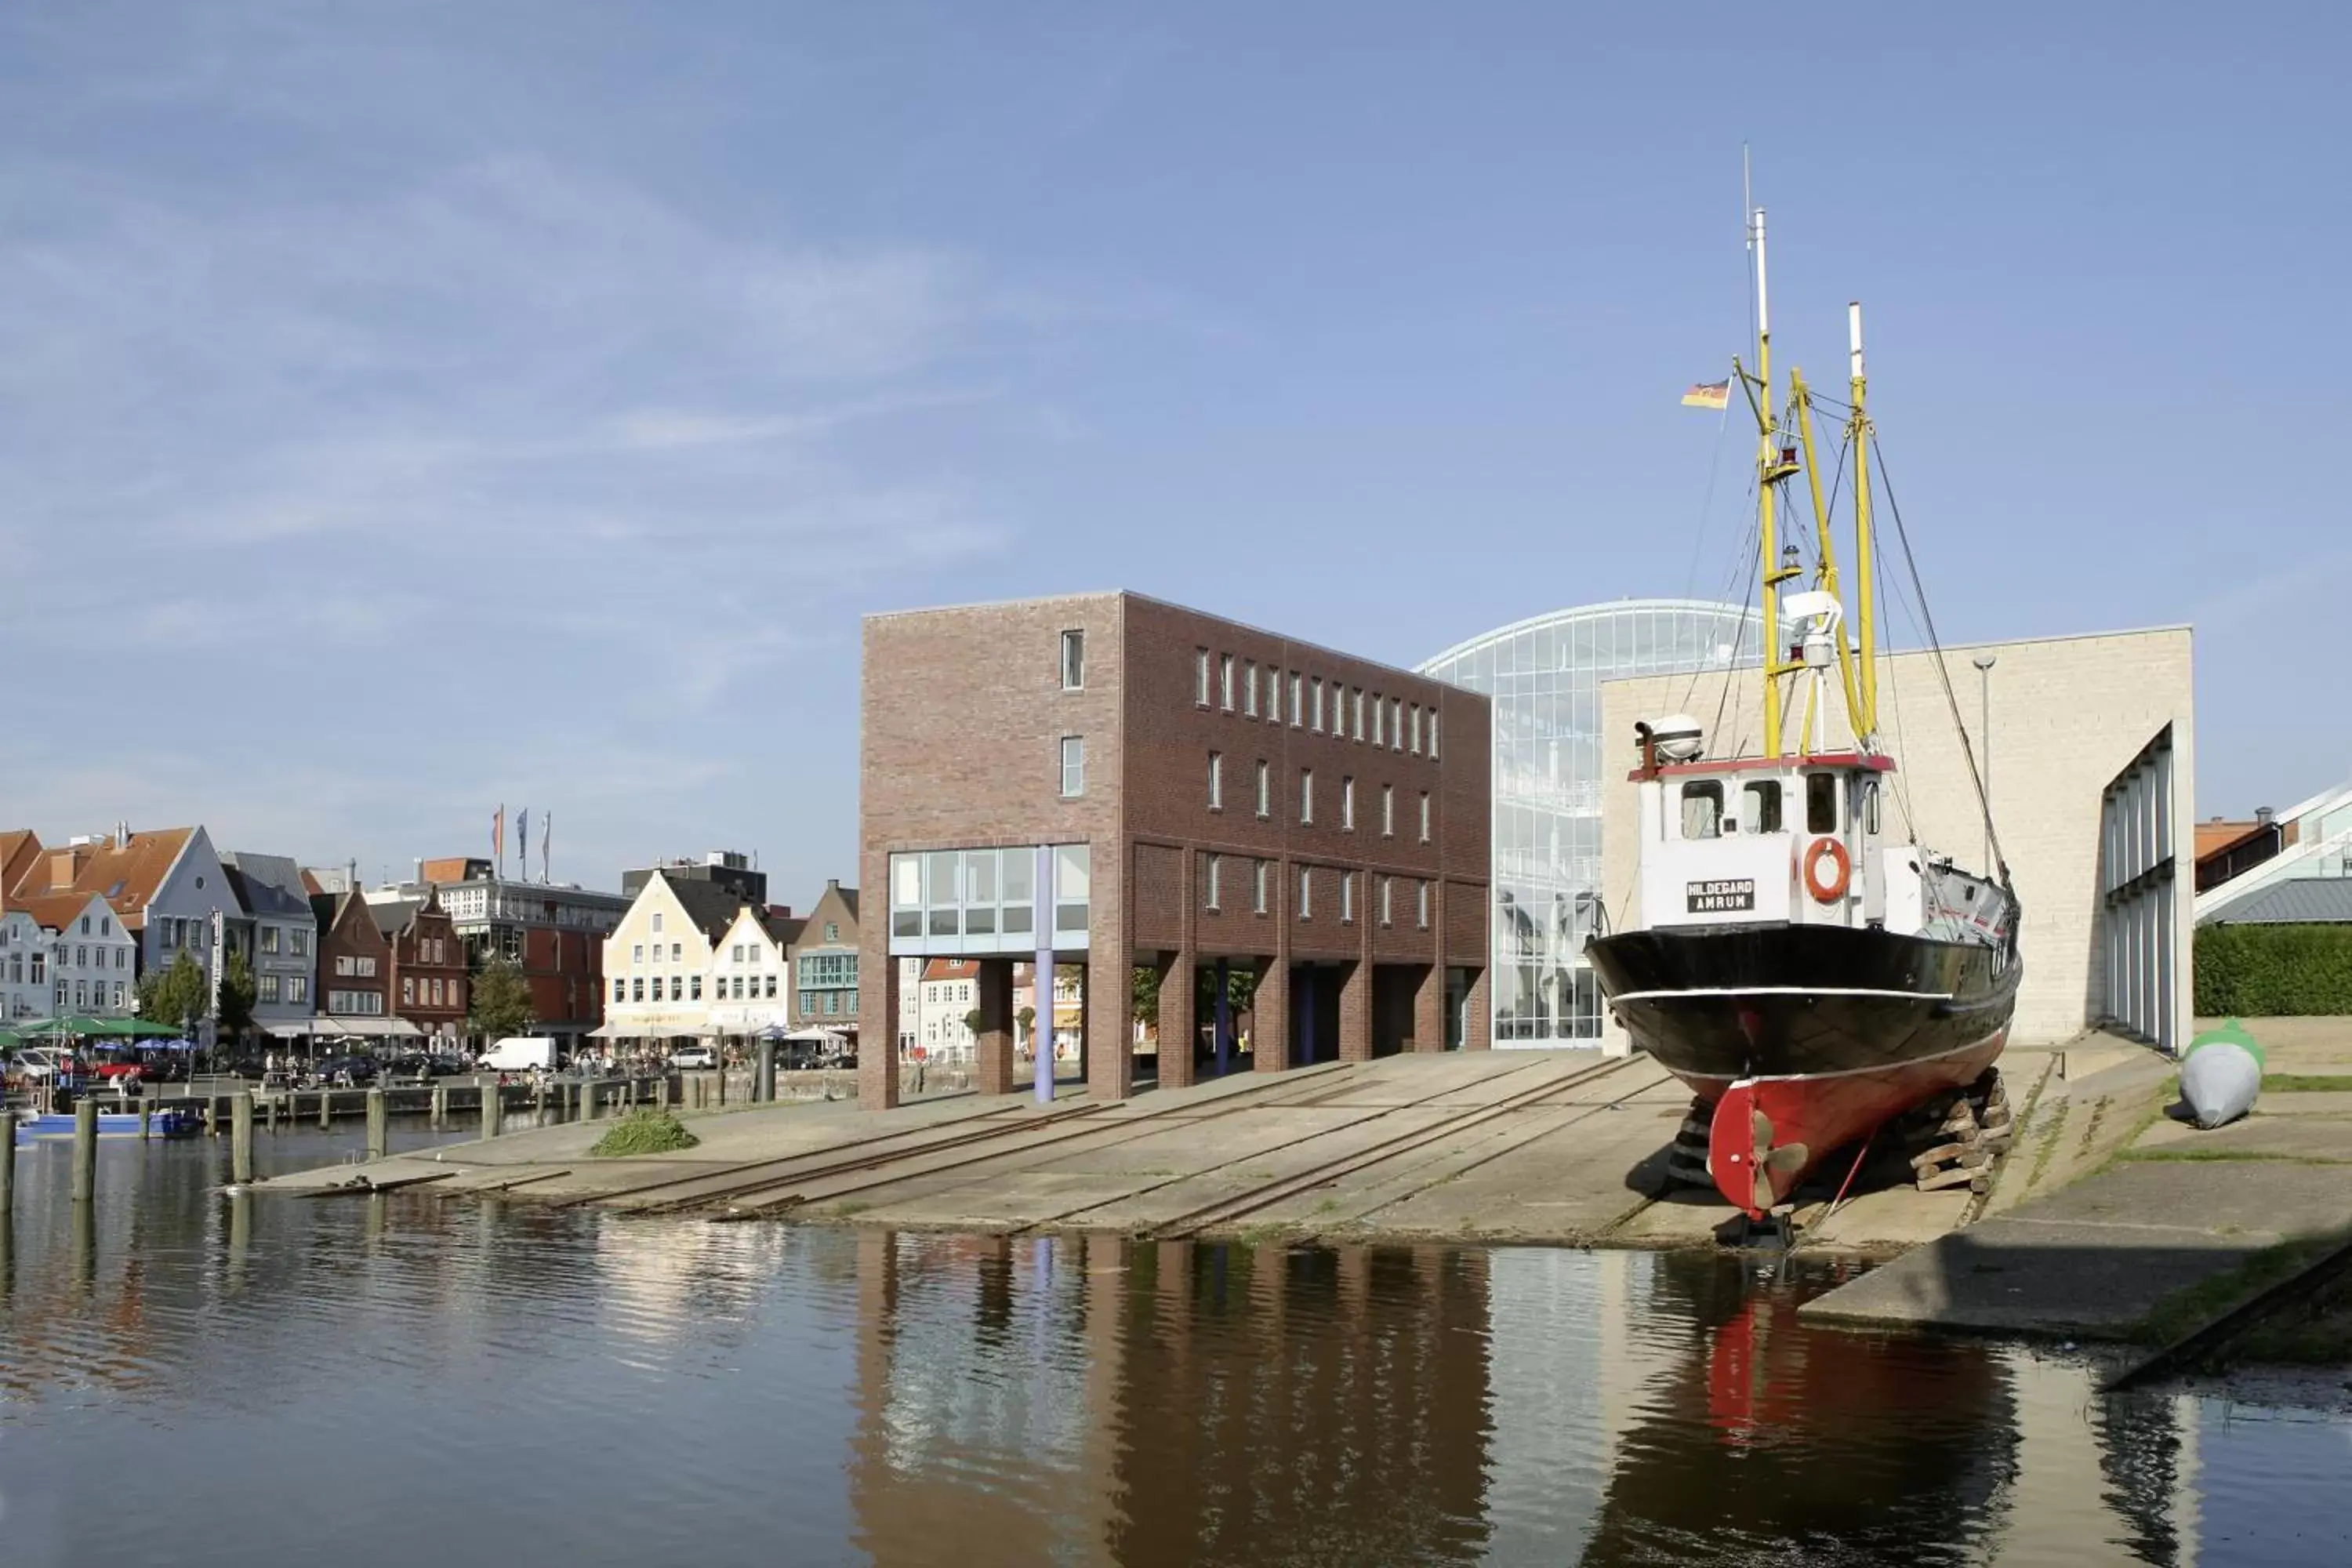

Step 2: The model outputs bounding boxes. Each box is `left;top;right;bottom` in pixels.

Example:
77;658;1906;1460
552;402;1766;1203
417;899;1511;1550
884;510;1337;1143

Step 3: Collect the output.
1681;379;1731;410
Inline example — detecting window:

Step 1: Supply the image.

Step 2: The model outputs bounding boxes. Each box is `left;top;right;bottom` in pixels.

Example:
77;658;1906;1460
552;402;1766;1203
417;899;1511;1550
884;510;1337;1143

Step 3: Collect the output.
632;943;644;965
1391;698;1405;750
74;980;86;1009
1428;710;1440;759
652;911;664;934
259;924;279;955
826;922;839;942
1311;678;1324;731
1353;689;1366;741
1744;780;1784;833
1255;760;1272;818
1300;768;1315;825
1380;877;1393;926
632;977;645;1002
1806;773;1839;834
652;976;665;1001
1417;880;1431;928
1383;785;1396;837
1341;873;1355;924
288;976;309;1004
430;978;444;1005
334;954;356;977
1062;629;1086;690
1205;854;1221;912
691;975;704;1000
76;945;86;967
1243;661;1258;717
260;974;281;1003
1856;778;1882;834
765;975;777;998
291;931;309;957
1341;776;1356;830
1219;653;1235;711
100;916;111;936
1208;751;1224;810
1061;735;1086;797
671;942;681;961
1196;648;1211;705
1371;695;1385;747
115;948;126;969
732;943;746;963
402;977;416;1004
1419;792;1432;843
1298;866;1313;920
1290;672;1304;726
735;975;747;1000
1254;860;1270;915
79;915;90;935
1681;781;1726;840
1410;705;1422;754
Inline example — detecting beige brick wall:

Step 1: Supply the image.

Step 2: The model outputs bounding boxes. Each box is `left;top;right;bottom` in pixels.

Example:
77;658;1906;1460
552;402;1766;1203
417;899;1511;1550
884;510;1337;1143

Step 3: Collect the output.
1599;626;2194;1047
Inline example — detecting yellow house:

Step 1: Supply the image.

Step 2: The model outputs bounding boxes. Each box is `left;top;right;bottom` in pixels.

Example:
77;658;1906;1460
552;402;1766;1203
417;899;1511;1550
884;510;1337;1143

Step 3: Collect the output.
597;871;755;1044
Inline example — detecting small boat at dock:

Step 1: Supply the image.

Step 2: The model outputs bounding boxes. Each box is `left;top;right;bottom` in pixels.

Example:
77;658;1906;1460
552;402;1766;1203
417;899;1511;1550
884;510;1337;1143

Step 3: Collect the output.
10;1105;205;1144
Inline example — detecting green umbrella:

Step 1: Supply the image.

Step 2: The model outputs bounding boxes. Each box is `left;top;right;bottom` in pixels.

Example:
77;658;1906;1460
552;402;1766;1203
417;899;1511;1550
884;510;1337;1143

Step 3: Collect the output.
21;1015;112;1037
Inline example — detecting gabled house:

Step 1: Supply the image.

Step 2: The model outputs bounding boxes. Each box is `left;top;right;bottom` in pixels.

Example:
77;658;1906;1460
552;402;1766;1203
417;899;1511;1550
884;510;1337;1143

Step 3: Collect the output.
374;890;468;1049
916;957;981;1060
310;889;416;1047
10;826;241;995
0;908;50;1022
597;871;756;1045
13;892;139;1018
221;851;321;1039
709;905;799;1038
786;880;862;1036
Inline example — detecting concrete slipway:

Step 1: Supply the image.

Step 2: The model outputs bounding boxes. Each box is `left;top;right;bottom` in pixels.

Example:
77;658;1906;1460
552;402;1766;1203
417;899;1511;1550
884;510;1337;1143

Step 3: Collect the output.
258;1020;2352;1342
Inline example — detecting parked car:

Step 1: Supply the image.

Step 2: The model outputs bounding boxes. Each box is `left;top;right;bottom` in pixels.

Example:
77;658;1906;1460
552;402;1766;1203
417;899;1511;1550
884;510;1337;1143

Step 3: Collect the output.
669;1045;717;1070
89;1049;147;1084
314;1054;383;1087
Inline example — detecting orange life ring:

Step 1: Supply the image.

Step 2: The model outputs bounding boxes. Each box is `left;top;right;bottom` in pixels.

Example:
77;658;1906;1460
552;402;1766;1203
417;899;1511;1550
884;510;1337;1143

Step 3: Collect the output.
1803;837;1852;903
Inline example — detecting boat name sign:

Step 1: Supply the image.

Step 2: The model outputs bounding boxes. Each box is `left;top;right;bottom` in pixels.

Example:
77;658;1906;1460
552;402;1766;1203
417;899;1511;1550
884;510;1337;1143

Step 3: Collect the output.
1686;878;1756;914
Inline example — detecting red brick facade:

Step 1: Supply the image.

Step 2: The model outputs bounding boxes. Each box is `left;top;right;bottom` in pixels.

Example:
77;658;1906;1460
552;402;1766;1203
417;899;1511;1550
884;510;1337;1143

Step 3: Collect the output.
385;892;468;1046
859;591;1490;1109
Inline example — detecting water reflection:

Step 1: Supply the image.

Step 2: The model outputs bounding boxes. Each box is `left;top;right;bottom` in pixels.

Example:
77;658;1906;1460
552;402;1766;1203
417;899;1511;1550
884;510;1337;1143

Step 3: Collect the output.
0;1136;2345;1566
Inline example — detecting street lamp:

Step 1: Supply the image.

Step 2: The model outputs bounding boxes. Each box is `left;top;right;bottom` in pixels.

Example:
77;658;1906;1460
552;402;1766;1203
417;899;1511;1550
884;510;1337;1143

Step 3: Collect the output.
1971;653;1998;871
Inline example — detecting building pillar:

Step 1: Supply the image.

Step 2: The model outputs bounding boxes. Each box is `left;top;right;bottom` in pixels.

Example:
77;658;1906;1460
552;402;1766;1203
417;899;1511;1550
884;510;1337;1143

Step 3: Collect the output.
1253;952;1290;1073
1156;949;1196;1091
1085;941;1131;1102
1213;956;1232;1076
1464;965;1492;1051
974;957;1015;1096
1338;957;1373;1063
858;890;900;1110
1411;962;1446;1053
1298;966;1317;1065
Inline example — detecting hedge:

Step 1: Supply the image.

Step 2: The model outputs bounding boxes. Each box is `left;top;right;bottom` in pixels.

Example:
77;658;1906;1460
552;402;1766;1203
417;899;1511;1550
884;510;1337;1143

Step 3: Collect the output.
2194;923;2352;1017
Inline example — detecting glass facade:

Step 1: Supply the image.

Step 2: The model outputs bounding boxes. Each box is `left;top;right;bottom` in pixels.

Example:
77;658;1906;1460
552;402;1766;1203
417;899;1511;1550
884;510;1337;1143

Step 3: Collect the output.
888;844;1093;956
1421;601;1761;1045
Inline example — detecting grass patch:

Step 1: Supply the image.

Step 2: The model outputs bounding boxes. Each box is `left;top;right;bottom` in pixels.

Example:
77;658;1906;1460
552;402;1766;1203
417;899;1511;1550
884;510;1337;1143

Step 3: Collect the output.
2117;1146;2348;1165
589;1109;701;1158
2132;1227;2352;1347
2263;1073;2352;1094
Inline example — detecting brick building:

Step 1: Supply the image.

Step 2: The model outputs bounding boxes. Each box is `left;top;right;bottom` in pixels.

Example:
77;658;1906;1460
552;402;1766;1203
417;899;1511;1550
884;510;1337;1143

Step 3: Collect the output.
376;890;468;1048
859;591;1490;1109
390;864;625;1053
310;889;411;1046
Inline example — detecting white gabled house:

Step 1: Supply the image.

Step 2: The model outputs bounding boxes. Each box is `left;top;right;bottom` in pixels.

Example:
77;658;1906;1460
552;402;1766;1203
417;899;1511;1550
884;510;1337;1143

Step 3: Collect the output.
708;906;799;1039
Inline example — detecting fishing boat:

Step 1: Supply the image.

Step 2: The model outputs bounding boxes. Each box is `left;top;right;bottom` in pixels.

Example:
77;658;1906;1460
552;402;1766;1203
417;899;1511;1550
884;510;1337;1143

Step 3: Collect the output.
1584;205;2020;1222
11;1105;205;1144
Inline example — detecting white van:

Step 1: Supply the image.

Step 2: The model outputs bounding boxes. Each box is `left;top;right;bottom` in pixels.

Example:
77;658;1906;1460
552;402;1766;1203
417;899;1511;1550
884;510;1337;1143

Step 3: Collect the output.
481;1036;559;1073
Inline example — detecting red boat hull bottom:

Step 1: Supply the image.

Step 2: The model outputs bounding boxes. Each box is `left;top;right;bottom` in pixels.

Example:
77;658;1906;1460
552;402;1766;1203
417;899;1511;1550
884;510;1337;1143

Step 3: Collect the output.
1696;1029;2008;1219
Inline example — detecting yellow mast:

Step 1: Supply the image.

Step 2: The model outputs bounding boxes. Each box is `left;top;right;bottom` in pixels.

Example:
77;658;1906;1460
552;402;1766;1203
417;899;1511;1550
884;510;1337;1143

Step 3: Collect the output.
1750;206;1802;757
1790;371;1864;742
1849;302;1878;739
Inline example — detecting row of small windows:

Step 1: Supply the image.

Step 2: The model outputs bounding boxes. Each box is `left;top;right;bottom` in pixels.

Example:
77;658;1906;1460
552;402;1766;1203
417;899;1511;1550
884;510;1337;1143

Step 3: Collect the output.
1676;774;1880;840
1208;753;1432;839
631;941;777;966
49;979;129;1011
619;973;784;1003
1201;858;1432;928
1193;647;1439;760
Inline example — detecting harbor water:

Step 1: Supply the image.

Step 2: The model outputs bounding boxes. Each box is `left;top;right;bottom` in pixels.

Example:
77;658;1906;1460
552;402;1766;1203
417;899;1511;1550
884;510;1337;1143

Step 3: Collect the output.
2;1125;2347;1566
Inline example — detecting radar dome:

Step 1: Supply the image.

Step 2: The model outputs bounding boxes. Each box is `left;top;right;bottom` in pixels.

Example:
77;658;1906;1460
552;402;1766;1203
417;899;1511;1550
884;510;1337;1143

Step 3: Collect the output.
1652;713;1705;762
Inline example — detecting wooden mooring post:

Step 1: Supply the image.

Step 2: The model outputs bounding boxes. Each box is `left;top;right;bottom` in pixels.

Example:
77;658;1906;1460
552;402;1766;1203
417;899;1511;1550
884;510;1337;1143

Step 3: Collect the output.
140;1100;154;1140
756;1040;775;1104
319;1090;332;1130
232;1092;256;1185
0;1110;16;1214
431;1083;448;1128
71;1100;98;1203
482;1081;504;1140
366;1089;387;1161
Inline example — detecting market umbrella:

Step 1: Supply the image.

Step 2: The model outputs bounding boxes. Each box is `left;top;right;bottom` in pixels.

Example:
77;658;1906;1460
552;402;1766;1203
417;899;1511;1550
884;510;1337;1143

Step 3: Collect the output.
94;1017;181;1038
21;1015;113;1037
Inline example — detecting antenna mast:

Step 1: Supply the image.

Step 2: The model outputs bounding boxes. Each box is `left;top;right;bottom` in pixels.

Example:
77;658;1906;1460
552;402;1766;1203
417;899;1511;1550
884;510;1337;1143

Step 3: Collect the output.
1751;205;1788;758
1849;302;1878;738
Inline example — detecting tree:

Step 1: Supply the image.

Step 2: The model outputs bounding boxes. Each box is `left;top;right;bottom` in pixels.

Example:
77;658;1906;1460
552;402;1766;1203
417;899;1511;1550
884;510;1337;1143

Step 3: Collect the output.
216;949;258;1040
138;950;211;1029
469;957;534;1043
963;1007;984;1044
1131;963;1162;1031
1016;1005;1036;1036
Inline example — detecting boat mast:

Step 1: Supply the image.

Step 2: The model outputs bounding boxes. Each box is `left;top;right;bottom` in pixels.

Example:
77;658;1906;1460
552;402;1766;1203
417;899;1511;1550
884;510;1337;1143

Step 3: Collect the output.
1849;302;1878;737
1750;206;1792;758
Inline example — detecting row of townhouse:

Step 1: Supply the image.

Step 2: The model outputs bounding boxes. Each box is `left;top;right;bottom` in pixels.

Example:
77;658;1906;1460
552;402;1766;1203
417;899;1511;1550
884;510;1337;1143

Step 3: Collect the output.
595;872;865;1049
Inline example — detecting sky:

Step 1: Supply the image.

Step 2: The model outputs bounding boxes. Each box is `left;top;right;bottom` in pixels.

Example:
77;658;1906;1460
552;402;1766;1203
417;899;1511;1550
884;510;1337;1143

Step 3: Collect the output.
3;2;2344;898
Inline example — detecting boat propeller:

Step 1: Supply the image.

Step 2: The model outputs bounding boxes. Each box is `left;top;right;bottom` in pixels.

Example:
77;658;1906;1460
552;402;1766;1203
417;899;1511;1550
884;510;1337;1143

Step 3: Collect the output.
1746;1105;1810;1213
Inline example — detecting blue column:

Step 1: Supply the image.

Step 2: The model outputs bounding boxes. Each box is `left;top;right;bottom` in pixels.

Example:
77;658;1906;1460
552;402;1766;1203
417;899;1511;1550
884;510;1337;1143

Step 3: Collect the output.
1214;957;1232;1076
1035;844;1055;1105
